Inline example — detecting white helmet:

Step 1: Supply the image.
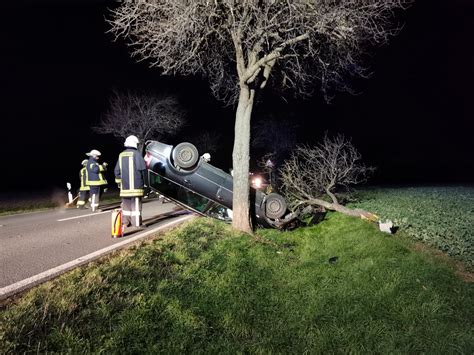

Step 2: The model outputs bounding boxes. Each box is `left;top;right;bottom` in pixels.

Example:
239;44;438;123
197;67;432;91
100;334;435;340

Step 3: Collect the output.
124;135;139;148
86;149;101;157
81;159;88;166
202;153;211;162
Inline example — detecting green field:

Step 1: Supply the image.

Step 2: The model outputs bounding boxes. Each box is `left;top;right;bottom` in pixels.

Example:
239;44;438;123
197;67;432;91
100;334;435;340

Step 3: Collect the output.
350;186;474;268
1;214;473;353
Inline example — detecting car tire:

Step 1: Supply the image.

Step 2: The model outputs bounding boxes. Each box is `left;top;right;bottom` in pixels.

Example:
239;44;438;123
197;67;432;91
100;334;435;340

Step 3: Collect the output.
265;193;287;219
172;142;199;169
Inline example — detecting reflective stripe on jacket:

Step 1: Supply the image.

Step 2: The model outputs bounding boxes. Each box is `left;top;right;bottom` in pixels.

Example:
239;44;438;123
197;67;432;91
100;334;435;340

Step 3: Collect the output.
79;167;90;191
86;157;107;186
114;148;146;197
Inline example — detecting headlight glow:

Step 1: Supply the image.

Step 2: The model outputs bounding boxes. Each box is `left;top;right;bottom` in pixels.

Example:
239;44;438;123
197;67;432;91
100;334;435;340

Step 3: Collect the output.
252;177;263;189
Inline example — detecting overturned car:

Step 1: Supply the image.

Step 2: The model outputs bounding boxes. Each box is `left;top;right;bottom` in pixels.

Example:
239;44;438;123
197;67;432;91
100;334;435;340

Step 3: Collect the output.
144;140;297;228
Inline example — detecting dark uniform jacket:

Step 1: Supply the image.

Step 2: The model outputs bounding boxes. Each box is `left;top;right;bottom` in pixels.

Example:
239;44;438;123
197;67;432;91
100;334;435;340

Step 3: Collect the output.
86;157;108;186
79;167;90;191
114;148;147;197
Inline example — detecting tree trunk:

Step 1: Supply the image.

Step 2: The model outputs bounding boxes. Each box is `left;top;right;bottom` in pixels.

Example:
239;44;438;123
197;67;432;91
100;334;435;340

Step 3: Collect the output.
307;198;378;221
232;85;255;233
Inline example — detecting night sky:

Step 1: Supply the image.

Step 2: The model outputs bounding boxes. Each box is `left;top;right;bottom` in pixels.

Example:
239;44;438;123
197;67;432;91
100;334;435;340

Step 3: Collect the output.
0;0;473;194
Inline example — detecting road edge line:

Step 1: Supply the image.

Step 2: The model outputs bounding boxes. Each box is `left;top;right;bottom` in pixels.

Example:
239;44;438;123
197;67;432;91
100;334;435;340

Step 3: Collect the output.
0;214;194;301
57;210;111;222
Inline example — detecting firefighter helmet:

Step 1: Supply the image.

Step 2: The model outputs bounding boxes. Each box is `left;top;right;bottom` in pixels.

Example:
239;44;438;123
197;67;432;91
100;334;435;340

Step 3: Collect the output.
124;135;139;149
81;159;88;166
86;149;101;157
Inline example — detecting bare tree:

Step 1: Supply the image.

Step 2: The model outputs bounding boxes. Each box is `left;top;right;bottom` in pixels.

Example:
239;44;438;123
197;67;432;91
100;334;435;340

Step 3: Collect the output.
109;0;410;233
189;130;222;155
280;134;377;219
94;90;186;150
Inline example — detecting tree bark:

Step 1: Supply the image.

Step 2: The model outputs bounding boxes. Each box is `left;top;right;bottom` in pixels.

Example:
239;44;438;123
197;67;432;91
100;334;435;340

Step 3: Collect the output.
306;198;378;221
232;85;255;233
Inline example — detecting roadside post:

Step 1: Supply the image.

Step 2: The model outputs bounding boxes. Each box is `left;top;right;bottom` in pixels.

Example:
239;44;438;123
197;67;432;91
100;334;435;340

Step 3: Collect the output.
67;182;73;204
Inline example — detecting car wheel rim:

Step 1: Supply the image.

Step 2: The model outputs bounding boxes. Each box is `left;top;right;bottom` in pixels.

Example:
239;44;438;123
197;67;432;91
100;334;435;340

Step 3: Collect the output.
265;193;287;219
268;200;282;214
179;149;193;163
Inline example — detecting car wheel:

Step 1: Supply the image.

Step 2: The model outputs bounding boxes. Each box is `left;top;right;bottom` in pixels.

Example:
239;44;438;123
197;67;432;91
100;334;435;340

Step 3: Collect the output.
172;142;199;169
265;193;287;219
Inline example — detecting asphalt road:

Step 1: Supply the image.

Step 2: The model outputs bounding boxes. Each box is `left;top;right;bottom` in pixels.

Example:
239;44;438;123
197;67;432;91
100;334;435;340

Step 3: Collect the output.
0;199;189;289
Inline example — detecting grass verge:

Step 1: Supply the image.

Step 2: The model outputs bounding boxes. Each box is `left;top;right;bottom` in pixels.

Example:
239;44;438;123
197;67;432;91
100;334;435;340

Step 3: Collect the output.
1;214;473;353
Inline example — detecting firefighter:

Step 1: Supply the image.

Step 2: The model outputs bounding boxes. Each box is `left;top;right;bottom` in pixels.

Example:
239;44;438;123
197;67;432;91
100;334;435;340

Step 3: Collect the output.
77;159;90;209
86;149;108;212
114;135;147;229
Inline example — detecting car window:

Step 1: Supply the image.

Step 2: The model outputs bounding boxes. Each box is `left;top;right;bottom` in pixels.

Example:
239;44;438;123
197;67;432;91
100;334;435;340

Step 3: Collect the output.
148;170;232;223
148;170;208;212
205;203;232;222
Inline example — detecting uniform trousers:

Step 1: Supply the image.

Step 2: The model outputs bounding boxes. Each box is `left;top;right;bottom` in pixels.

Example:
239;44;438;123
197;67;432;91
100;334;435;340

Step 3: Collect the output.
122;197;143;227
77;190;89;208
90;186;105;211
